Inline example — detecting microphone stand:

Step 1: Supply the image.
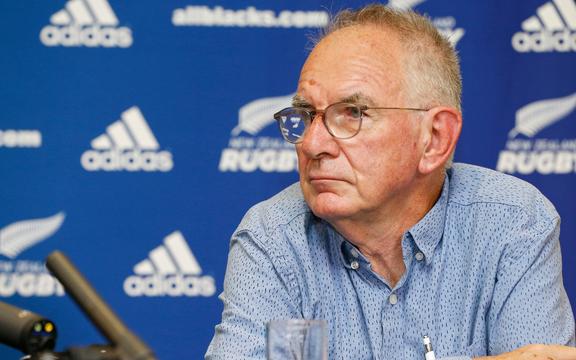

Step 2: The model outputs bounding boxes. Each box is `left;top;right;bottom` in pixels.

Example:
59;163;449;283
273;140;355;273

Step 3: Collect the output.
16;251;156;360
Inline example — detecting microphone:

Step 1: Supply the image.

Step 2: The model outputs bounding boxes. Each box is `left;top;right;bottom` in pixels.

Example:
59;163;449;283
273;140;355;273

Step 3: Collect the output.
46;251;156;360
0;300;57;354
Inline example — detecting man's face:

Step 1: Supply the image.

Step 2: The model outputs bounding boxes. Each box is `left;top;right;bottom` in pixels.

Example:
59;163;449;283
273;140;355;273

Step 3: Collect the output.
296;25;426;224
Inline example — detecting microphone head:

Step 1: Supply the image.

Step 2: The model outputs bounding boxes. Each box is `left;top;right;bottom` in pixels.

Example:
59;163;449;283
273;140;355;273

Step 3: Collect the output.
20;317;58;354
0;301;57;354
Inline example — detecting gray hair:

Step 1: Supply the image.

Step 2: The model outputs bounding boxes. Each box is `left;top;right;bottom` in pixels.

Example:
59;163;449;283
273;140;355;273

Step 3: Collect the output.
317;4;462;112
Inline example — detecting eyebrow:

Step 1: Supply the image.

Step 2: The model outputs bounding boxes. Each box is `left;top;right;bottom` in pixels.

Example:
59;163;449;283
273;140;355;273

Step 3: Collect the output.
340;92;376;106
291;92;377;108
292;95;311;108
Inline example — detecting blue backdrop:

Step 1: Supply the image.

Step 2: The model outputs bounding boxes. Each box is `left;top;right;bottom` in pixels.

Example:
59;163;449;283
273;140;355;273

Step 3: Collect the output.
0;0;574;358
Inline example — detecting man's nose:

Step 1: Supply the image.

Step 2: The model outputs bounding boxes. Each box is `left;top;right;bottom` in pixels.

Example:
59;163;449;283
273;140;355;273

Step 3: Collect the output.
299;114;339;158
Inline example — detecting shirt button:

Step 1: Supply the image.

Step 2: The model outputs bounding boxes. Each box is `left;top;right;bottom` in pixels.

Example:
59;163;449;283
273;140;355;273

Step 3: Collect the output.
350;261;360;270
389;293;398;305
415;252;424;261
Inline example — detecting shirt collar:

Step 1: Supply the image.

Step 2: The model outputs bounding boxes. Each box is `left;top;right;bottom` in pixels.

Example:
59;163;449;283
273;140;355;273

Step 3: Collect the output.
407;172;450;265
329;171;450;268
327;225;356;269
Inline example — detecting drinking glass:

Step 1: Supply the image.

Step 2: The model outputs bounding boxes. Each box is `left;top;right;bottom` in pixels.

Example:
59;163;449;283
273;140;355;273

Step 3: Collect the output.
266;319;328;360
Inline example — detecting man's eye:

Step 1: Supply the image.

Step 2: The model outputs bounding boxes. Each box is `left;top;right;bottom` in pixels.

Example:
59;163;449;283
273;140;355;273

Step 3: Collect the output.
340;106;361;118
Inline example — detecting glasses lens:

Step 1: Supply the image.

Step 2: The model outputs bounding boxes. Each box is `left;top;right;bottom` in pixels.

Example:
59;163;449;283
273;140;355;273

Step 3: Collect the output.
325;103;362;139
274;108;309;143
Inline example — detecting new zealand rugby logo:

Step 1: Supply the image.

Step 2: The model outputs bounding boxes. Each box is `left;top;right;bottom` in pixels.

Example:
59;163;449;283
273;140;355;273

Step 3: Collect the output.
497;92;576;175
219;94;298;173
0;213;66;297
0;213;65;258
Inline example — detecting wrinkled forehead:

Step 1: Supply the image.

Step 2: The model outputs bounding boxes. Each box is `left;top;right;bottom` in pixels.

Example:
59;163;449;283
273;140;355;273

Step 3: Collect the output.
298;24;408;106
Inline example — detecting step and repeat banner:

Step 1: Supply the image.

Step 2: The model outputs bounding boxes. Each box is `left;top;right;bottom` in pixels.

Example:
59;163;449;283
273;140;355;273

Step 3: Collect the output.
0;0;574;358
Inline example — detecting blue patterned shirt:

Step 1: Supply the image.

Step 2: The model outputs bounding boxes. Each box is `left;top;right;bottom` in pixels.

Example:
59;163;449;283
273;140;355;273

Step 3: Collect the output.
206;163;575;359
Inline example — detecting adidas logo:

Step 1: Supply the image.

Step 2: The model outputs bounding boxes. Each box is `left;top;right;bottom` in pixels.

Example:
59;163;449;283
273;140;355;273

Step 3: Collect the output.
512;0;576;52
123;231;216;297
39;0;133;48
80;106;174;172
219;93;298;172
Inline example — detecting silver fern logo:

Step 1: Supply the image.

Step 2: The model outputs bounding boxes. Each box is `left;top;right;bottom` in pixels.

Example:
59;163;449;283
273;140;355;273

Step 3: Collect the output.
0;213;66;297
219;94;298;173
387;0;465;47
497;91;576;175
509;92;576;138
0;212;65;258
231;94;293;136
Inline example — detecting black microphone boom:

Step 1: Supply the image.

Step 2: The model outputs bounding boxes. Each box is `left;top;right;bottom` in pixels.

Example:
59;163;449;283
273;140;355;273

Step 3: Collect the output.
0;301;57;354
46;251;156;360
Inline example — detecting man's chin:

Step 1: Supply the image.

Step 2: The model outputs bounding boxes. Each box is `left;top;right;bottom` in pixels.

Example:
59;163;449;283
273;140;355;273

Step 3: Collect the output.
305;192;352;221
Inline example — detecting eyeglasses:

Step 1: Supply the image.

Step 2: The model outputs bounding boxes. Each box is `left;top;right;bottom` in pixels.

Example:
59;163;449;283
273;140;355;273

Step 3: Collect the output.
273;102;428;144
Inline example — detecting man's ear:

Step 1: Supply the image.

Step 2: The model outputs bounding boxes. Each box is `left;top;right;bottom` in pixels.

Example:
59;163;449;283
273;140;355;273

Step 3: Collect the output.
418;106;462;174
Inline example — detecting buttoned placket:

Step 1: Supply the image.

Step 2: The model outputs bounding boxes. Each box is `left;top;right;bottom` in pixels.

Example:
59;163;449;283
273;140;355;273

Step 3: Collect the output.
341;240;384;360
379;234;420;359
338;232;431;360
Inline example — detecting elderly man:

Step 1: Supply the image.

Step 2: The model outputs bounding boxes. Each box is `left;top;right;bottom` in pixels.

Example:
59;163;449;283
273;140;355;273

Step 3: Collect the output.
206;5;575;360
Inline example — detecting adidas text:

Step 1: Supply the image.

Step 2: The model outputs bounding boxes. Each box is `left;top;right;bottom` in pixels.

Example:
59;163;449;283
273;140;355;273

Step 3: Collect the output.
81;150;173;172
40;26;132;48
124;230;215;297
123;275;216;297
512;30;576;52
512;0;576;53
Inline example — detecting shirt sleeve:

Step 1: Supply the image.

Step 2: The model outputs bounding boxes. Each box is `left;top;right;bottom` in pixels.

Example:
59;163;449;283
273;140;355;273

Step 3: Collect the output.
205;229;301;360
486;213;575;355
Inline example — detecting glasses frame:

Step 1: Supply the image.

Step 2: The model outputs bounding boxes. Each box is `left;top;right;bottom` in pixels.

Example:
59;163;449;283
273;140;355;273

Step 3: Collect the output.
273;102;429;144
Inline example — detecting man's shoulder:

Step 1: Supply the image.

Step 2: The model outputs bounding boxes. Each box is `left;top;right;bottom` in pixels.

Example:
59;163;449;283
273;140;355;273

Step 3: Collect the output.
236;182;312;238
448;163;558;221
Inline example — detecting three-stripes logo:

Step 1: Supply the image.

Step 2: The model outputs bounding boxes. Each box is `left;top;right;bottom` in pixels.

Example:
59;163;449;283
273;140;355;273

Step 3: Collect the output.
123;231;216;297
40;0;133;48
81;106;174;172
512;0;576;52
